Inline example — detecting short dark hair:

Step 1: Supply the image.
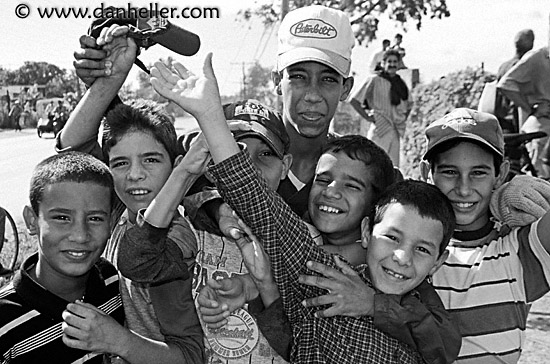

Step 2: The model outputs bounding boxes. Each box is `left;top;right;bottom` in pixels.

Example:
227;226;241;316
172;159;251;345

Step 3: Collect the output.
427;139;503;176
102;99;181;165
382;39;391;46
383;49;401;61
322;135;395;200
29;151;113;215
370;180;455;257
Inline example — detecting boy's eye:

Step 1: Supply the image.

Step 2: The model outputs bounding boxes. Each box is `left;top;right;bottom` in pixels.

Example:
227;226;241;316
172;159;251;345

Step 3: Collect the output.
440;169;457;176
314;177;330;185
110;161;128;169
322;76;338;83
52;214;70;222
144;157;161;163
471;170;488;177
89;215;106;223
345;183;361;191
288;73;306;80
416;246;433;255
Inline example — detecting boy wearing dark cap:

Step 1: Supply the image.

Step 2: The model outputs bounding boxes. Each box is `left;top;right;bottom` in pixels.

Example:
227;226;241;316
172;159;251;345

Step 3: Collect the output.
421;108;550;363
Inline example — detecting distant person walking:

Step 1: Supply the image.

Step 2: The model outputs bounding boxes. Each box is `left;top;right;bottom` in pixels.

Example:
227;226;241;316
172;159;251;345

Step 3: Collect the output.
369;39;390;73
390;33;407;70
495;29;534;132
8;101;22;132
349;49;411;166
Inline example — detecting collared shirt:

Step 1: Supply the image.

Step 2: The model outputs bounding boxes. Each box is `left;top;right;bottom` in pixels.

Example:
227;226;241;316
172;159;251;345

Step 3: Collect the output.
0;253;123;364
209;150;424;364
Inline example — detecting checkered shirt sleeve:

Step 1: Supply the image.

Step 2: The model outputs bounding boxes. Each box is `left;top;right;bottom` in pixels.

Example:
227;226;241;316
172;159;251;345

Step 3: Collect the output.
208;150;424;364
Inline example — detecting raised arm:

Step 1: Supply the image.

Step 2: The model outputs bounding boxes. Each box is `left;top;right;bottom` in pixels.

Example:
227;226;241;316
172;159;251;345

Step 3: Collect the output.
59;26;136;150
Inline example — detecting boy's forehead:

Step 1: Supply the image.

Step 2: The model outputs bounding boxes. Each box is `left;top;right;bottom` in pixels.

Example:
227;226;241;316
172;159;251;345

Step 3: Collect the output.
285;61;341;76
432;140;496;166
41;181;111;208
317;151;374;182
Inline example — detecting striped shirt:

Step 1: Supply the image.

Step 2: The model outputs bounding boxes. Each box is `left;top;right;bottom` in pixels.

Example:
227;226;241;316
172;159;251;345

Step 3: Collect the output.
0;253;124;364
209;150;424;364
433;221;550;363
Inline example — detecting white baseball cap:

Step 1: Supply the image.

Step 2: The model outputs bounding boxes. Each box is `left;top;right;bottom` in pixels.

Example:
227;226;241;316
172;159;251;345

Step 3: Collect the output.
277;5;355;77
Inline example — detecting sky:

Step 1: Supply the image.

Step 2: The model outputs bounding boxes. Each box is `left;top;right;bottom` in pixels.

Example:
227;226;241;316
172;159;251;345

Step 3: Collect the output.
1;0;549;96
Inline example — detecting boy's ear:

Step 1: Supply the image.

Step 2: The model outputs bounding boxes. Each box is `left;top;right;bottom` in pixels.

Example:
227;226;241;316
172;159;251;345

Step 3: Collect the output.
272;71;282;95
360;217;371;248
339;76;354;102
419;160;432;182
23;205;38;236
280;154;293;181
429;249;449;277
494;159;510;190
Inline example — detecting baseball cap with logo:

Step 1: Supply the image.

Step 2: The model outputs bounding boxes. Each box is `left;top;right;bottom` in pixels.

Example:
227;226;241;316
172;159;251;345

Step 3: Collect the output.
223;99;290;159
277;5;355;77
423;108;505;160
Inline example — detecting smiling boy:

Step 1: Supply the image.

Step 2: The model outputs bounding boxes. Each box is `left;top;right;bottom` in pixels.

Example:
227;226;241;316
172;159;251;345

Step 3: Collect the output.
421;108;550;363
0;152;122;363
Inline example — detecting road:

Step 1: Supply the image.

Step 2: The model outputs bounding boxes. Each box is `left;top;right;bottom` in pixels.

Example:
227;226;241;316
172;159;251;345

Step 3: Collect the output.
0;116;198;224
0;129;57;223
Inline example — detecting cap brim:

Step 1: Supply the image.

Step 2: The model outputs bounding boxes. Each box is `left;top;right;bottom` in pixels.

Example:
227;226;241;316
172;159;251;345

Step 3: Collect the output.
151;22;200;56
277;47;350;76
233;123;285;159
423;133;504;160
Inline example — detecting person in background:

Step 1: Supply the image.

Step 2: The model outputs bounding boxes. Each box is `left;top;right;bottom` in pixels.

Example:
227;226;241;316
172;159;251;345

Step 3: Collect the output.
369;39;391;73
495;29;534;133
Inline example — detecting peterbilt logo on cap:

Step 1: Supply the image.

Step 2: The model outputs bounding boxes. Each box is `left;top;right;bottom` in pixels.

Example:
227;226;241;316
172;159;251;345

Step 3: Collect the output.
290;19;337;39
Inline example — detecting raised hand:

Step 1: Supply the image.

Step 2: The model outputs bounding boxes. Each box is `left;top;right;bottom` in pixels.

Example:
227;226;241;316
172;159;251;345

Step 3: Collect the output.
95;24;137;83
298;256;375;318
73;35;111;87
177;131;211;177
150;53;222;121
62;300;127;354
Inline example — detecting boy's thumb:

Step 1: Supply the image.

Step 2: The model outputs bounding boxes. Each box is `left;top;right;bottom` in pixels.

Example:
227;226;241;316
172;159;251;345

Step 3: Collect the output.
203;52;215;78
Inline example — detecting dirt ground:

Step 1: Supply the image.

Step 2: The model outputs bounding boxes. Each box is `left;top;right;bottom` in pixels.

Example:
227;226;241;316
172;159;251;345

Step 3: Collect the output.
518;292;550;363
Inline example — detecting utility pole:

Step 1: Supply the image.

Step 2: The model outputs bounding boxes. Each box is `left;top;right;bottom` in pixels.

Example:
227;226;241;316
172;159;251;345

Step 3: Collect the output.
281;0;289;20
230;61;255;99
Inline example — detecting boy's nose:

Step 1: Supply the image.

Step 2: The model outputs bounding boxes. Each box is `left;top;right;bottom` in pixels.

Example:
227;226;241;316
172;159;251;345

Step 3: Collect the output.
393;248;412;266
127;164;146;181
455;175;472;196
69;221;90;244
303;83;323;103
323;182;342;199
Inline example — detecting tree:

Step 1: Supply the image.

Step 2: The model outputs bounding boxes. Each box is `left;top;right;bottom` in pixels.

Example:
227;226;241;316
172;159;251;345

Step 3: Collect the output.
3;61;64;85
238;0;450;45
242;62;276;107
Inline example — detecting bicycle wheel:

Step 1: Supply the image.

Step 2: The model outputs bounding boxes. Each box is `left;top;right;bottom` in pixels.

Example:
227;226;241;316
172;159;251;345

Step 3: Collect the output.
0;207;20;275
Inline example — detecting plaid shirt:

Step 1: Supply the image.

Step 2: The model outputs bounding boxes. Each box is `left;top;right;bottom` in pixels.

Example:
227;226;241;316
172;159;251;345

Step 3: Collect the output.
209;150;424;364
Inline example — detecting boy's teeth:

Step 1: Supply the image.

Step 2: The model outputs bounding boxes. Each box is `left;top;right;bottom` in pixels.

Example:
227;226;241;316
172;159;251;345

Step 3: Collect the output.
455;202;474;208
130;189;148;195
319;205;341;213
67;251;86;257
384;268;405;279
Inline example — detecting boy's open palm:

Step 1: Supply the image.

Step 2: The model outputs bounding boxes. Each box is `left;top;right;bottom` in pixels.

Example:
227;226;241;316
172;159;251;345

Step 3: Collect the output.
150;53;222;120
